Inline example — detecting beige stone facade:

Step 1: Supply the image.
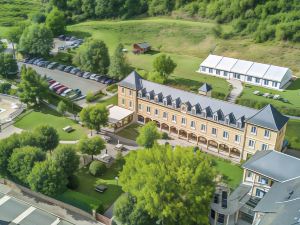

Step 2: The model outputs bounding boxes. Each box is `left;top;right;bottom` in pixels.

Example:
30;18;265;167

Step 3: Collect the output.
117;72;288;162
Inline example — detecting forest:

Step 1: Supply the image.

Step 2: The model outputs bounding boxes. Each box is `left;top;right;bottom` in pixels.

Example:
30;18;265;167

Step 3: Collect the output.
46;0;300;42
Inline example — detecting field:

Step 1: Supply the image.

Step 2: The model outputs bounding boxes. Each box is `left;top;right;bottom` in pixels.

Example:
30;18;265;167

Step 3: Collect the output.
0;0;43;36
286;120;300;150
14;107;87;141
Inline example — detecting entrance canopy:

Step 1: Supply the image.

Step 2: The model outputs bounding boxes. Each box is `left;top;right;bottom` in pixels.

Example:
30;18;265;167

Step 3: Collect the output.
108;105;134;124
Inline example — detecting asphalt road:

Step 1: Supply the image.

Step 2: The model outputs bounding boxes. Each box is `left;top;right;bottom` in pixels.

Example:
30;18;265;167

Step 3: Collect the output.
20;63;107;96
0;192;74;225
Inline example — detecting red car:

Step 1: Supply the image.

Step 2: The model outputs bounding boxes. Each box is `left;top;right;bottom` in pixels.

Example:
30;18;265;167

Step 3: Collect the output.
56;86;68;94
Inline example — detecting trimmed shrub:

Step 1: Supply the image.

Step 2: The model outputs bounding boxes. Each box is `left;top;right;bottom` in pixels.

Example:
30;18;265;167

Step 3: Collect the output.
161;132;169;140
89;161;106;177
67;174;80;190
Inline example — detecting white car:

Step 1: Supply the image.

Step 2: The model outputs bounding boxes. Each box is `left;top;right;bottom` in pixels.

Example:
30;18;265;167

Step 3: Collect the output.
61;88;72;97
49;82;60;90
89;74;98;80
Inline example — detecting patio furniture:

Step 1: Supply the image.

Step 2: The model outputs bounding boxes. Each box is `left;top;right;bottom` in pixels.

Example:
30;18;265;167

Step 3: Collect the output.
63;126;73;133
263;93;270;98
114;144;124;151
273;94;280;100
95;185;108;193
253;90;260;95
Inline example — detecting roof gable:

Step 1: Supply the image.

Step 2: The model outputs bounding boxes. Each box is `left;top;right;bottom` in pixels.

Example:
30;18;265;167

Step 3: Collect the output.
246;104;289;131
118;71;143;90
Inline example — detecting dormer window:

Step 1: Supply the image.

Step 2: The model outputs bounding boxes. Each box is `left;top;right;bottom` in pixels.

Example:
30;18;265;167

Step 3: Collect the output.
181;105;186;112
163;100;167;106
225;118;229;125
154;96;158;103
213;115;218;121
201;111;206;118
191;108;196;115
172;102;176;109
138;92;142;98
237;121;241;128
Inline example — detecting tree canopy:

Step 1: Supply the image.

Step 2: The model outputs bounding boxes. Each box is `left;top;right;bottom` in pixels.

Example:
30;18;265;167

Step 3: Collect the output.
109;43;130;80
73;39;110;74
119;145;216;225
153;54;176;81
18;23;53;57
136;121;161;148
0;53;18;79
78;136;106;160
46;7;66;36
33;125;60;152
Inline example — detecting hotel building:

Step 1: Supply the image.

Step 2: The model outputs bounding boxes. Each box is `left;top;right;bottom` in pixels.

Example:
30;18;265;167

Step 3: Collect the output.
117;71;289;162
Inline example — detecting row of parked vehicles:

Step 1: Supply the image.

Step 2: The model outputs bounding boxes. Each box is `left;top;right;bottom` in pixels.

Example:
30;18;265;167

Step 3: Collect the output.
46;77;82;100
24;57;116;85
57;35;84;50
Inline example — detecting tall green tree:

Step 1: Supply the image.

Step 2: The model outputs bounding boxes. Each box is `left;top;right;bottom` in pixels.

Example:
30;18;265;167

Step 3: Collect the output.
78;136;106;160
81;0;95;17
18;23;53;57
28;159;68;196
119;145;216;225
50;0;67;10
136;121;161;148
0;53;18;79
109;43;130;80
18;66;49;105
73;39;110;74
57;100;67;116
8;146;46;184
46;7;66;36
52;145;79;177
153;54;177;81
7;23;27;58
33;125;59;152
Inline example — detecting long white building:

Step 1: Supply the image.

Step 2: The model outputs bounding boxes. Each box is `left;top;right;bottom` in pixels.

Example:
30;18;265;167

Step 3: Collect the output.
198;55;292;90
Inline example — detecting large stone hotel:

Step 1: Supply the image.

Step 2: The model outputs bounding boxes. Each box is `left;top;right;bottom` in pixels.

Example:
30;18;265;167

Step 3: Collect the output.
117;71;289;162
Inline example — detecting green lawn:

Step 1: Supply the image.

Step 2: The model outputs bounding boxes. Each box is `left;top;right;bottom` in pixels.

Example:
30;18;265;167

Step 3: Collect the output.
14;107;87;141
57;162;123;213
286;120;300;150
98;95;118;107
117;123;142;140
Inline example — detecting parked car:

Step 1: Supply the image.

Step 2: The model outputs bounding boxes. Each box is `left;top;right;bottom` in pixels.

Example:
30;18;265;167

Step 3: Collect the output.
64;66;73;73
99;76;108;83
82;72;92;79
48;80;56;85
74;89;82;95
89;74;98;80
49;82;60;90
58;35;66;40
27;58;37;64
61;88;72;97
47;62;58;69
57;65;66;71
53;84;64;91
56;86;68;95
95;185;108;193
70;67;80;74
105;78;113;85
24;58;31;63
33;58;43;65
76;71;84;77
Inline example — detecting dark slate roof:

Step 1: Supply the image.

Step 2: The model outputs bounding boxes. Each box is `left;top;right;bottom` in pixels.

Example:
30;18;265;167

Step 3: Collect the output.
118;71;143;90
253;177;300;225
246;104;289;131
135;42;151;49
242;150;300;182
198;83;212;92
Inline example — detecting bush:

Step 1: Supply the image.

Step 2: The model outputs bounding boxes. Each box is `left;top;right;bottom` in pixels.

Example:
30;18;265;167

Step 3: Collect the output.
89;161;106;177
67;174;80;190
106;84;118;93
212;91;226;100
86;91;104;103
161;132;169;140
96;204;104;213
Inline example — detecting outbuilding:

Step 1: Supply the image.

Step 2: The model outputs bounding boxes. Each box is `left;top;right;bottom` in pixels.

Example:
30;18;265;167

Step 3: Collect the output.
133;42;151;54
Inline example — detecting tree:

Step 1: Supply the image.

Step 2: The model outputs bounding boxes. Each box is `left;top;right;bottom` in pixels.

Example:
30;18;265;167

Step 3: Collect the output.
46;7;66;36
7;23;27;58
33;125;59;152
73;39;110;74
153;54;177;81
0;82;11;94
119;145;216;225
78;136;105;160
8;146;46;184
18;66;49;105
79;104;108;134
89;161;106;176
57;100;67;115
114;194;156;225
52;145;79;177
109;43;130;80
136;121;161;148
0;40;5;53
30;12;46;23
81;0;95;17
50;0;67;10
0;53;18;79
28;159;68;196
18;23;53;57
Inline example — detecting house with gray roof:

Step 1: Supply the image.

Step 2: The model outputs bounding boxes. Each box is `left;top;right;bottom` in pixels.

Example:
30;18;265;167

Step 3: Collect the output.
198;54;292;90
210;150;300;225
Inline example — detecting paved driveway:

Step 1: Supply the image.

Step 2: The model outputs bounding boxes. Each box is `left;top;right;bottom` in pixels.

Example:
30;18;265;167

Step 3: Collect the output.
20;63;107;96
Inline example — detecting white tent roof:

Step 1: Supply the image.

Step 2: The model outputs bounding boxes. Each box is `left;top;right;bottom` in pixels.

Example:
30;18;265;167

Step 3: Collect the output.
215;57;238;71
108;106;133;123
246;63;270;78
200;54;223;68
263;65;289;82
230;60;253;74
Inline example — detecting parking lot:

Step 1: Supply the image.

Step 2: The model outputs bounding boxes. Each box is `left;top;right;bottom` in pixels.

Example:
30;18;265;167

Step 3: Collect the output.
0;192;74;225
20;63;107;96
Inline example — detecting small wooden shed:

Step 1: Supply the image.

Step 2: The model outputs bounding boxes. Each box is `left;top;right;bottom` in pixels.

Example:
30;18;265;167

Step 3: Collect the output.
133;42;151;54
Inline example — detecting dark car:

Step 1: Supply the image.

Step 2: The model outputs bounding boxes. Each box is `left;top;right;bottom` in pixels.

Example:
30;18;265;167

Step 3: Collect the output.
47;62;58;69
27;58;37;64
70;67;80;74
58;35;66;40
99;76;108;83
24;58;31;63
57;65;66;71
104;78;113;84
42;61;51;67
76;71;84;77
65;36;71;41
95;185;108;193
106;78;113;85
74;89;82;95
33;58;43;65
64;66;73;73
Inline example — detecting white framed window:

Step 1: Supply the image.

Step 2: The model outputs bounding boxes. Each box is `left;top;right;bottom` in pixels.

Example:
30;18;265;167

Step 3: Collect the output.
264;130;270;139
121;87;125;93
235;135;241;143
129;101;133;108
146;106;151;114
138;104;142;111
191;121;195;129
129;90;132;96
258;176;269;185
213;115;218;121
272;81;277;87
209;68;213;73
255;78;260;83
224;71;228;76
181;117;186;125
251;126;257;135
256;189;266;198
163;112;168;120
248;139;255;149
201;66;206;72
121;98;125;105
247;76;252;82
216;69;220;75
245;171;253;182
212;128;217;136
172;115;177;123
261;144;268;151
264;80;269;85
200;124;206;132
223;131;229;140
154;109;159;116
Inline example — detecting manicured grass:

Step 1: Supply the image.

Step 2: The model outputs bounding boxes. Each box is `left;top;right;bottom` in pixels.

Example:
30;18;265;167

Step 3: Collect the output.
286;120;300;150
98;95;118;107
14;106;87;141
58;162;123;213
202;153;243;189
117;123;142;140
